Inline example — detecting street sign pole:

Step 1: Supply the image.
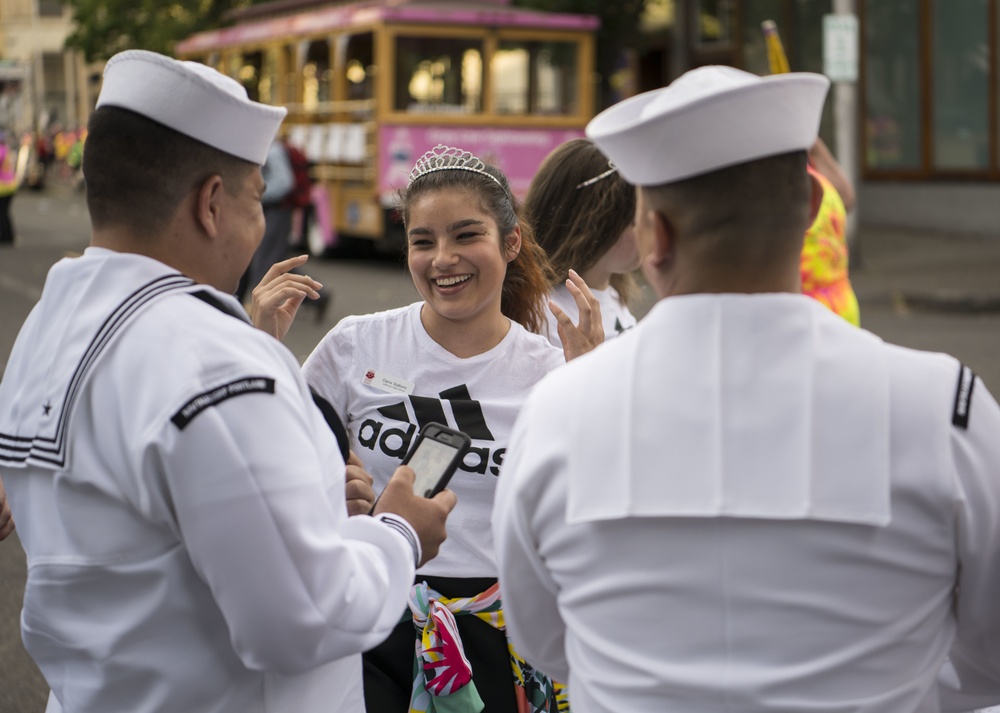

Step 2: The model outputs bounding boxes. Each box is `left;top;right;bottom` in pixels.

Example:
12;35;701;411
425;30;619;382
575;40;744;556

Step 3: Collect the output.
826;1;861;263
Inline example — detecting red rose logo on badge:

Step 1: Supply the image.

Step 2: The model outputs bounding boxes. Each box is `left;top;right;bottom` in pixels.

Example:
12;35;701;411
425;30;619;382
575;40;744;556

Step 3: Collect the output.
363;370;376;385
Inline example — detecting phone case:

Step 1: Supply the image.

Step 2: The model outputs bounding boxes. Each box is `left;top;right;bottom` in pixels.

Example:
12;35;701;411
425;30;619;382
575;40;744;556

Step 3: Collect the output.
401;422;472;497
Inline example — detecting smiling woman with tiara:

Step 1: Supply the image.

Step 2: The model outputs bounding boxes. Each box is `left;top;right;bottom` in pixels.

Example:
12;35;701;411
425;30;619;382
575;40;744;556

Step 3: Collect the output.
252;144;604;712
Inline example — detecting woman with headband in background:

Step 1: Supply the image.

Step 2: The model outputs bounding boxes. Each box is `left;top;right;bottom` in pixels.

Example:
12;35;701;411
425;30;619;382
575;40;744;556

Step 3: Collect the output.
524;138;643;348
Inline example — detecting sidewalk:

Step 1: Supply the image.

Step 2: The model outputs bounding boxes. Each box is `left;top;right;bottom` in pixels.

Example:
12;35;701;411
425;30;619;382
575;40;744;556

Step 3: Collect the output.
851;226;1000;314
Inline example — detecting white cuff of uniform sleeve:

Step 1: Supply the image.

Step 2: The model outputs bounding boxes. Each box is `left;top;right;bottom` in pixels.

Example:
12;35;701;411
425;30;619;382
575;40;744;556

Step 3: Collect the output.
373;513;422;568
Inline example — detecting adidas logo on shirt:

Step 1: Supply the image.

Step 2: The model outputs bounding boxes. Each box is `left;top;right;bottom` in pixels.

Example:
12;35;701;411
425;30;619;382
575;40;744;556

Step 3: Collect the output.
358;384;505;476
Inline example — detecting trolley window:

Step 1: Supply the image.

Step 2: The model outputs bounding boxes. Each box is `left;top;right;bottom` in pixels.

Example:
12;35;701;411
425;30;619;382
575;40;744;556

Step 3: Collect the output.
491;40;579;116
344;32;375;102
231;49;279;104
302;39;333;108
394;36;484;114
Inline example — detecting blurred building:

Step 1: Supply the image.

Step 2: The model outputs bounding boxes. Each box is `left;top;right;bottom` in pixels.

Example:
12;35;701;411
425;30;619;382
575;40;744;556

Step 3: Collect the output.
636;0;1000;236
0;0;99;132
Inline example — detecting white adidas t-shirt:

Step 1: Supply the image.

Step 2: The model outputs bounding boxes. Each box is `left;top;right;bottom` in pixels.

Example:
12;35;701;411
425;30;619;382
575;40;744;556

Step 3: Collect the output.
543;283;637;348
303;302;565;578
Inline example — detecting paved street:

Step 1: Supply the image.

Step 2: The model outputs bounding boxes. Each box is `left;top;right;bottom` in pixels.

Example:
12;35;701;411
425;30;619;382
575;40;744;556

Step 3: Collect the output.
1;183;999;711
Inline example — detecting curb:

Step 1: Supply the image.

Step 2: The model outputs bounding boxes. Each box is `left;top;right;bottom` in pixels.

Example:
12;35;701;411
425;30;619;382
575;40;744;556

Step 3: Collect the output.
896;290;1000;315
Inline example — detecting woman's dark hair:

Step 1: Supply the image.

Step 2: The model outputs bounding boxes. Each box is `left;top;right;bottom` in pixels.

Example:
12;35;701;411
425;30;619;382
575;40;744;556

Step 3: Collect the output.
523;138;638;307
83;106;255;235
399;157;555;334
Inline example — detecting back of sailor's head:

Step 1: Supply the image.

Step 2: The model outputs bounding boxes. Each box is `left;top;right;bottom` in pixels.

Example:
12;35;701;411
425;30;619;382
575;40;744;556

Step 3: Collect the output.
83;50;287;234
587;66;829;260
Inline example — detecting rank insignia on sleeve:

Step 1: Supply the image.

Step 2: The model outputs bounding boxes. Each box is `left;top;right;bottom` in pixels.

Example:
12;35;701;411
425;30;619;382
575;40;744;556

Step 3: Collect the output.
171;377;275;430
952;364;976;430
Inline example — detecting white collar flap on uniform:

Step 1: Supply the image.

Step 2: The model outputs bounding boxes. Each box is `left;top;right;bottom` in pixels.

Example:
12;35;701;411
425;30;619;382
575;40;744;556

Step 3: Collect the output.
0;249;207;470
566;294;891;527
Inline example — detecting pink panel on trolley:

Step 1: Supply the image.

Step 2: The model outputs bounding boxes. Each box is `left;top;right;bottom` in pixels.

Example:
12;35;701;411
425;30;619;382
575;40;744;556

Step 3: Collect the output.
378;125;585;201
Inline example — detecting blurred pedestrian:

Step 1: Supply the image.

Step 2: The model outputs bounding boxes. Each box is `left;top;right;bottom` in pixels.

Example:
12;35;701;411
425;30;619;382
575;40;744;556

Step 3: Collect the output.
240;139;330;319
0;128;19;244
240;139;295;301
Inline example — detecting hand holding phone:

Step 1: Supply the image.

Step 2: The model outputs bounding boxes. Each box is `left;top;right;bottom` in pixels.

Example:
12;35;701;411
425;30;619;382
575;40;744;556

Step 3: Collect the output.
369;423;466;567
369;422;470;516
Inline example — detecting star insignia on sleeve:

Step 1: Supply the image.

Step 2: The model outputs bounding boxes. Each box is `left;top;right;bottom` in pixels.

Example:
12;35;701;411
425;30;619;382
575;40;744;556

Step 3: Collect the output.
42;401;52;416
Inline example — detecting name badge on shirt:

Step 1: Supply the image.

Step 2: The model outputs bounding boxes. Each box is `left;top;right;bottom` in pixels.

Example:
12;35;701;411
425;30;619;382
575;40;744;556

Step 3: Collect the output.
362;369;414;395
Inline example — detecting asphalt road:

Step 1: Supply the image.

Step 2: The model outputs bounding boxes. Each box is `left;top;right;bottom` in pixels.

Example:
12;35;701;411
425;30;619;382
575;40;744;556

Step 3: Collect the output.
1;182;999;711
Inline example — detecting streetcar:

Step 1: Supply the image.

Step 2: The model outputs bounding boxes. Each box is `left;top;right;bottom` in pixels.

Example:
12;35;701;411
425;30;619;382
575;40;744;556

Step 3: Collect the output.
176;0;599;254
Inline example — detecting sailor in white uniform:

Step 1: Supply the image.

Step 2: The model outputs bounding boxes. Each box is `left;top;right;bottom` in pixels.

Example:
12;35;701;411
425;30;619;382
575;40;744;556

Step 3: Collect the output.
492;66;1000;713
0;50;455;713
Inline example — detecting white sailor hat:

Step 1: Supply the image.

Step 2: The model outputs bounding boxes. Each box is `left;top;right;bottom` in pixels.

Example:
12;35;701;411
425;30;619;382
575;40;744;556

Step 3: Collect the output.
96;49;287;166
586;65;830;186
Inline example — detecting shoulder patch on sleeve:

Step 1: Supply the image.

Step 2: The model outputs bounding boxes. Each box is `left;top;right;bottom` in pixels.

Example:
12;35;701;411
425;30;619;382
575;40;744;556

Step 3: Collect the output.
172;377;275;430
952;363;976;430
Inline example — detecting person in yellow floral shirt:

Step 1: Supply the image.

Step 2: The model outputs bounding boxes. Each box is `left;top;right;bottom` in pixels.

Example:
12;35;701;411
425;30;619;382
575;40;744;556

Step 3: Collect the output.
801;137;860;326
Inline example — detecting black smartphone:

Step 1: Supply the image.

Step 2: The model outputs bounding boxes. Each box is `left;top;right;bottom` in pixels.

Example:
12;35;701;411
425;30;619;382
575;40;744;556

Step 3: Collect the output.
369;423;471;515
402;422;471;498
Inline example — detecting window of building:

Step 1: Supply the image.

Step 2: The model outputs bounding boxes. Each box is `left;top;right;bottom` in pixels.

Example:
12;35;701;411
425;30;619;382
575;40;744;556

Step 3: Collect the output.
864;0;923;172
697;0;736;46
740;0;786;76
41;53;66;121
739;1;835;144
38;0;63;17
863;0;998;178
931;0;989;170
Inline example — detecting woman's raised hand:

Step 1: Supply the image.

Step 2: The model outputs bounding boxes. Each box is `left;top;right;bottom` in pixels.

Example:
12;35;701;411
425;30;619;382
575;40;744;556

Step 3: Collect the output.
549;269;605;362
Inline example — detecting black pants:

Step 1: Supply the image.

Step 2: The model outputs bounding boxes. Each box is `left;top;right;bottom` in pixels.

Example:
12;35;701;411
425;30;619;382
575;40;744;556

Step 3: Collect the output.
363;575;518;713
0;193;14;244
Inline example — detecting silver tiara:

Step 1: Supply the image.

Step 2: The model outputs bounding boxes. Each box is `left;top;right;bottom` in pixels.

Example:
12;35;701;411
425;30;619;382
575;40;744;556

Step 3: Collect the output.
575;160;618;189
407;144;503;188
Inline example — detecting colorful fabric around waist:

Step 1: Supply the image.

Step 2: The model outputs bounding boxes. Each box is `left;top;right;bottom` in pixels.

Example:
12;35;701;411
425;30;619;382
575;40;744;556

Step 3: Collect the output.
406;581;568;713
801;170;860;326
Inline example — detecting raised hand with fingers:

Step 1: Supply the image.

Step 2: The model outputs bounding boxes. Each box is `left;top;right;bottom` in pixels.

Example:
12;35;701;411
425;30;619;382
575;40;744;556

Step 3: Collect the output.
250;254;324;340
549;269;605;362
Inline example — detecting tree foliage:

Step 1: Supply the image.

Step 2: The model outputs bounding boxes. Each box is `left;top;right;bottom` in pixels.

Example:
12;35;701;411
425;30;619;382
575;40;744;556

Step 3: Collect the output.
62;0;259;62
512;0;649;109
